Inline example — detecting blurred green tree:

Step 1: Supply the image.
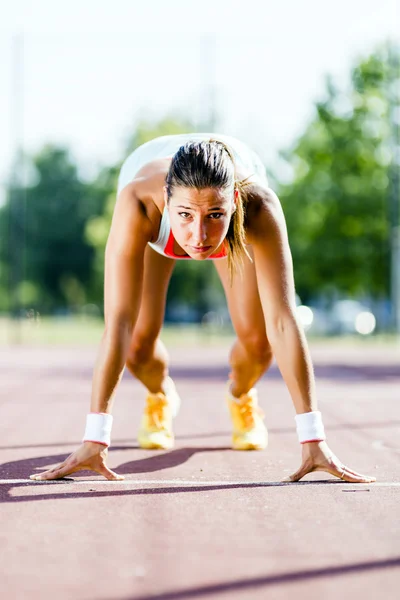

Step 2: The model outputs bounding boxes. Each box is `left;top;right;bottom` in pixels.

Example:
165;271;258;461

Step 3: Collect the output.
278;43;398;305
0;146;105;312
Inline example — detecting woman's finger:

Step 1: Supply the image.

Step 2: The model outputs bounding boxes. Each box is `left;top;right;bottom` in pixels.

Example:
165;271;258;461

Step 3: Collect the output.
340;464;375;478
29;469;59;481
49;462;68;473
29;459;68;478
316;463;376;483
281;463;313;482
30;463;73;481
30;457;79;480
97;463;124;481
338;466;376;483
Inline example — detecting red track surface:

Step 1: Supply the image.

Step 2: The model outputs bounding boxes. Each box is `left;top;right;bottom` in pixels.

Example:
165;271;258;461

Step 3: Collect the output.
1;341;399;599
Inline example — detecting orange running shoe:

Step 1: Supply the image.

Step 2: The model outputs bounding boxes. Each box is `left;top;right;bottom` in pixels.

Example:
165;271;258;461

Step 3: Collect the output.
227;385;268;450
137;376;181;450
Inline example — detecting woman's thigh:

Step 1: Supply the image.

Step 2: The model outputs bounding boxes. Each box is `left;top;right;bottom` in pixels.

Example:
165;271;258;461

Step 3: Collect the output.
213;247;270;350
131;244;176;343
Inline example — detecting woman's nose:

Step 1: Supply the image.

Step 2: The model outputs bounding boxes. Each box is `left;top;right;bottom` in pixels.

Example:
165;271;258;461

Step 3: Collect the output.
191;219;208;244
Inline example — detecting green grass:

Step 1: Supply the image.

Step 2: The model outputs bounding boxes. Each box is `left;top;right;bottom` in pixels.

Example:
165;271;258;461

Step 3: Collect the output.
0;316;236;346
0;316;398;347
0;315;105;345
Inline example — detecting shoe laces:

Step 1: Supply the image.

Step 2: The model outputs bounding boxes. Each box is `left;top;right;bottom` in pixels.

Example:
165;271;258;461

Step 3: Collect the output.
145;393;170;430
235;394;264;430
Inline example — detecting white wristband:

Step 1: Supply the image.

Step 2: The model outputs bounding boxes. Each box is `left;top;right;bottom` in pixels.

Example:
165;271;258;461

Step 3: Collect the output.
83;413;113;447
295;411;326;444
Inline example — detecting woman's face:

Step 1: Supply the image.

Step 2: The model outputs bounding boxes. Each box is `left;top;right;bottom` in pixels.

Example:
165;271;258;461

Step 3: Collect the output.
165;186;237;260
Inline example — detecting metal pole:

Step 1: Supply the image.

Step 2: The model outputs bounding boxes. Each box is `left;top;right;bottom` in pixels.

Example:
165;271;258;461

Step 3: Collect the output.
8;33;25;344
201;33;218;131
388;43;400;334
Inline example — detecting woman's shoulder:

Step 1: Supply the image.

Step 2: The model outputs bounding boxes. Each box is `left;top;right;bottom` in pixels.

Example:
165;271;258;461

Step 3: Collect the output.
117;175;166;243
245;185;285;237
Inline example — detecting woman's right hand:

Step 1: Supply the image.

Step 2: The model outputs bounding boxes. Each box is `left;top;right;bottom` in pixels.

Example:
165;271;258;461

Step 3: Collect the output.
29;442;124;481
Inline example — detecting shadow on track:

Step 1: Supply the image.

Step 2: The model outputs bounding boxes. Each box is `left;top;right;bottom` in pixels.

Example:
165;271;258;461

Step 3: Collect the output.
2;363;399;382
0;446;353;504
1;479;352;504
120;556;400;600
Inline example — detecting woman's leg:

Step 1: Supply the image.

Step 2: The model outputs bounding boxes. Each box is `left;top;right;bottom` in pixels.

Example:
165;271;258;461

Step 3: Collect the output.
125;245;179;449
214;249;272;450
213;247;273;397
125;245;175;393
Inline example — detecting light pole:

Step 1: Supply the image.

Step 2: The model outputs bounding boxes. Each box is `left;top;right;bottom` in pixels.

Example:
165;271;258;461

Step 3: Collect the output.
8;32;25;344
201;33;218;132
388;42;400;334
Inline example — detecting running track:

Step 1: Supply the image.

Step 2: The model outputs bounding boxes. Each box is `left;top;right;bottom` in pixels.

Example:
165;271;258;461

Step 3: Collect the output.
0;340;399;599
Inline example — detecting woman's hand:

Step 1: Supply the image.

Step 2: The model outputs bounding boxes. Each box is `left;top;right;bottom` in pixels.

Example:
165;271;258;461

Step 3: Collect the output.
282;441;376;483
29;442;124;481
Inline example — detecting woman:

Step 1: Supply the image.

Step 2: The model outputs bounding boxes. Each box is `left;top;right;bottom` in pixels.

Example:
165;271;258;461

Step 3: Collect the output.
30;133;375;484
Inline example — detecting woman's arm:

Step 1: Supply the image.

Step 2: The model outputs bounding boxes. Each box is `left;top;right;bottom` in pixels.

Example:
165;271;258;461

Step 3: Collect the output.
90;184;153;414
247;186;375;483
30;184;153;481
247;186;315;414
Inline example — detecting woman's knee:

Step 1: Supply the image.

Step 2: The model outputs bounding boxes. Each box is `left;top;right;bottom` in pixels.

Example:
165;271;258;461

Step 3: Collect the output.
236;331;273;365
126;332;159;369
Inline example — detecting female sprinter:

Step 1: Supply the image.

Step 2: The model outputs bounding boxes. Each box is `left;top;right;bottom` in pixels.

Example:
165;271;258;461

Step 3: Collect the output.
30;133;375;484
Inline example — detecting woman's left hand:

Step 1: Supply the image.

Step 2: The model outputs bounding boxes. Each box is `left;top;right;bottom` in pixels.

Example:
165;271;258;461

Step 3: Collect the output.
281;440;376;483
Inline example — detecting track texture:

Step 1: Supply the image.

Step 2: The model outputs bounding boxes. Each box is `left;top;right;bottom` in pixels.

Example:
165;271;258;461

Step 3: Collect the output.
0;341;399;599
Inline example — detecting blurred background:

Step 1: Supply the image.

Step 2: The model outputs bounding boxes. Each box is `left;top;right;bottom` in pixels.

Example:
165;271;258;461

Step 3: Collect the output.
0;0;399;345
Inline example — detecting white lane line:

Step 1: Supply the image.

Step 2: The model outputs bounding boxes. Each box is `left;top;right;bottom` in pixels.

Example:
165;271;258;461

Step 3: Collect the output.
0;479;398;487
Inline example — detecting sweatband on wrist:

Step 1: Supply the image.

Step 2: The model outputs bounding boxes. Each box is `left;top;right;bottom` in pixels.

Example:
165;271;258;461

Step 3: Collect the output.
83;413;113;447
295;411;326;444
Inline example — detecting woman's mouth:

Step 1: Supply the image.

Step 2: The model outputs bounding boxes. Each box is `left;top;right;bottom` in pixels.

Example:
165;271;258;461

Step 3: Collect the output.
190;246;212;254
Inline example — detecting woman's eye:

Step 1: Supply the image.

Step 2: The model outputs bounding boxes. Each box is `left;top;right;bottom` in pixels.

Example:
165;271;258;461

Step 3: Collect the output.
177;212;224;219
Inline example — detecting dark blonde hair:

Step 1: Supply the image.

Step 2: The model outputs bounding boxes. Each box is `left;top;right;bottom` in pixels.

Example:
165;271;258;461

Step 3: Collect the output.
165;138;254;281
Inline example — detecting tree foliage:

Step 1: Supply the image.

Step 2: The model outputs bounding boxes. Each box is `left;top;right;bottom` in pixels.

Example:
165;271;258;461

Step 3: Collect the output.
277;43;398;303
0;146;105;311
1;45;397;319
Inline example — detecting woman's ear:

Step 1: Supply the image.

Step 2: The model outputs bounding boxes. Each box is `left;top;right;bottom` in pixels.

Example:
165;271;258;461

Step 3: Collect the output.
233;188;239;210
163;186;168;204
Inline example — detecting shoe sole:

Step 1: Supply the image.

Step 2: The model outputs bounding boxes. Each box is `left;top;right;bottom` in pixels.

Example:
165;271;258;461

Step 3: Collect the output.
138;437;175;450
232;434;268;451
232;442;268;451
139;443;174;450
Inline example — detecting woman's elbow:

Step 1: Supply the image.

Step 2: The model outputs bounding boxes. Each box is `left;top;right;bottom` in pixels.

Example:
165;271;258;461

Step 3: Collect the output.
266;310;298;338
